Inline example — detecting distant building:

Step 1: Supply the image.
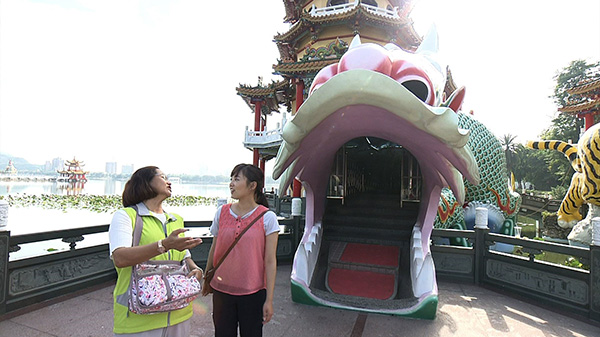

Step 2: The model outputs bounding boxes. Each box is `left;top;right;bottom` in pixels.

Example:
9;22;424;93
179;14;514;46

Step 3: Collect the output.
57;157;88;182
4;160;17;174
121;164;134;175
51;157;64;171
105;162;117;175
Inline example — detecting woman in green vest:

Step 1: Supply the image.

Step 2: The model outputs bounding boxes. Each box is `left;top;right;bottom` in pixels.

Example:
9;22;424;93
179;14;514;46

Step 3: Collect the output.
109;166;203;336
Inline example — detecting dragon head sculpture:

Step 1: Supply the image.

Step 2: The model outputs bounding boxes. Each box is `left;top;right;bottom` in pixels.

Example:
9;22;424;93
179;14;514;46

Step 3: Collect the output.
273;29;480;318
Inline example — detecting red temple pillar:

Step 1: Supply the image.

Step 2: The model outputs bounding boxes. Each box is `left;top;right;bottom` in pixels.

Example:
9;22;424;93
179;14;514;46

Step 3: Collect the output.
584;113;594;131
253;100;262;166
292;79;305;197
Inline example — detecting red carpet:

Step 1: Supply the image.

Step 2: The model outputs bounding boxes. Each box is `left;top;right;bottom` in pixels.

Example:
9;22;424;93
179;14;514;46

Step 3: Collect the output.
328;243;399;299
328;268;395;299
340;243;399;266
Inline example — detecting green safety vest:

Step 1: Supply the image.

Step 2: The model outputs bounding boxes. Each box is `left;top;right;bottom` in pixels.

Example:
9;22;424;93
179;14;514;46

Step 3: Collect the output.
112;206;192;334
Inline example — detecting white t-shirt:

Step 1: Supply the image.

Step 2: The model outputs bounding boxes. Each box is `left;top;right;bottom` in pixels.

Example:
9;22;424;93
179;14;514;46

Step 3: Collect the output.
210;205;279;237
108;204;191;259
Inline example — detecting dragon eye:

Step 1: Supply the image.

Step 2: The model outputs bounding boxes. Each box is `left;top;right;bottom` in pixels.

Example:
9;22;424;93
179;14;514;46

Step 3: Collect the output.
401;80;429;103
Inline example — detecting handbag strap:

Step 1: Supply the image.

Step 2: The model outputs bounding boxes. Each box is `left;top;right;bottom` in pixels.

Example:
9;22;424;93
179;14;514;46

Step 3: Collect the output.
211;207;269;272
131;205;144;247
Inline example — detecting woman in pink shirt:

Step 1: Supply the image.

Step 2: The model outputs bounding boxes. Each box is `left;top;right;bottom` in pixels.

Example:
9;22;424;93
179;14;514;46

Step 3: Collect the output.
203;164;279;337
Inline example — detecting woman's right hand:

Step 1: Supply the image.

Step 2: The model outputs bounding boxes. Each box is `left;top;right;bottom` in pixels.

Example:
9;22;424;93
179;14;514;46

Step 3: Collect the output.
163;228;202;251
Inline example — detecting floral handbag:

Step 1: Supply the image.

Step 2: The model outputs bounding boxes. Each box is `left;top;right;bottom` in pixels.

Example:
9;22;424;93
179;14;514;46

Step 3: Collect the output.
128;206;202;314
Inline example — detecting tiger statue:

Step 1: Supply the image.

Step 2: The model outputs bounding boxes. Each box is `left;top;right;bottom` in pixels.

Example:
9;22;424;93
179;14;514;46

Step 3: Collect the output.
527;123;600;246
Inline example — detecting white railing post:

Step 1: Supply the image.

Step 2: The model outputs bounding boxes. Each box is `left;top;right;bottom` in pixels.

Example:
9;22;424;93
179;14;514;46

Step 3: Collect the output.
474;207;489;229
592;217;600;246
291;197;302;217
0;200;8;227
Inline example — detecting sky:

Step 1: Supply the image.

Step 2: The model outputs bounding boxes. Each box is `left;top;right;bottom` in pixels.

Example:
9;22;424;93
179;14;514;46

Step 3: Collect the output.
0;0;599;176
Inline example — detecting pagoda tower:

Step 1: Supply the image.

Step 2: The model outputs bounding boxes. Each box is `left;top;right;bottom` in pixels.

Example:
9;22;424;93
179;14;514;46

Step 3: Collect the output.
236;0;457;195
3;160;17;175
57;157;89;182
559;67;600;131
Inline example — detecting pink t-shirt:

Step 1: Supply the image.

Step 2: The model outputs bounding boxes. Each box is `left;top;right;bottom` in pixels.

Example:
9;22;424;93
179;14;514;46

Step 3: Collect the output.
210;204;269;295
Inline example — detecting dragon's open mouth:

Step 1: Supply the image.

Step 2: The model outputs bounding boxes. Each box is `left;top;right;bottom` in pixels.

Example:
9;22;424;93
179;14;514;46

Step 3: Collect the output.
273;36;479;318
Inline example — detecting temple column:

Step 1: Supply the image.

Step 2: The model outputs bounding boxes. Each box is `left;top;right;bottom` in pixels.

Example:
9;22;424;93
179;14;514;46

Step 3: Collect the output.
584;113;595;131
260;113;266;171
292;79;304;197
253;100;262;166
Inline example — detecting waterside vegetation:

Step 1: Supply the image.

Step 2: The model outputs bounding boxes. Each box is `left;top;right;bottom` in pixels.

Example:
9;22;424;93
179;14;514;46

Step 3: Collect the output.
0;194;217;213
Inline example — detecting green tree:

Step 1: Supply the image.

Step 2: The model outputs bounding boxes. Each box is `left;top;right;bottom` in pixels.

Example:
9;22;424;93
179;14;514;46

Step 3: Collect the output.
513;144;557;191
532;60;600;191
500;133;518;175
552;60;599;108
511;60;599;193
544;59;599;142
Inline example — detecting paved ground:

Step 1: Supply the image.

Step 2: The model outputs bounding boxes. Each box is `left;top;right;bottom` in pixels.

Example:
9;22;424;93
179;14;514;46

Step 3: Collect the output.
0;264;598;337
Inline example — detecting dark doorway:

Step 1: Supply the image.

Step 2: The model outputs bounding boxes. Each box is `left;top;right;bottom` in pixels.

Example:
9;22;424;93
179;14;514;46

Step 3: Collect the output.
327;136;422;205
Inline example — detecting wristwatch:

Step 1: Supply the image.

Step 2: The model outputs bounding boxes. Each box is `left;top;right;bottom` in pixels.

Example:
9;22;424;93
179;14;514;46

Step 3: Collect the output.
157;239;166;254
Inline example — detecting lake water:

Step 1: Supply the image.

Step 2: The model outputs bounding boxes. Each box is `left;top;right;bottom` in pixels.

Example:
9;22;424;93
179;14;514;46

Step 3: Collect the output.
0;178;235;198
0;179;278;259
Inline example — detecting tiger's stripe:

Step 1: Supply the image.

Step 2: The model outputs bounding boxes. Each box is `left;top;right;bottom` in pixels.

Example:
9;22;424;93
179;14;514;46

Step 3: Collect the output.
557;172;584;225
579;127;600;204
526;140;581;172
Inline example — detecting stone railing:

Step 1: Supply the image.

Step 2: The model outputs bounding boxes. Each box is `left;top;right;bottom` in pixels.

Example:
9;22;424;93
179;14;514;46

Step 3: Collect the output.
244;126;284;149
431;224;600;323
2;197;598;323
0;212;304;315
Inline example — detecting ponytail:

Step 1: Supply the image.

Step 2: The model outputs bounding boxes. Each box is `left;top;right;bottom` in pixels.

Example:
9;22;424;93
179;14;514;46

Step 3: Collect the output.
256;190;269;208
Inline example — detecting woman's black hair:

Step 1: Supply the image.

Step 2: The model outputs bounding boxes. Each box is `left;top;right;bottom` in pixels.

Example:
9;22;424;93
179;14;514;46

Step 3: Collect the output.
230;163;269;208
122;166;159;207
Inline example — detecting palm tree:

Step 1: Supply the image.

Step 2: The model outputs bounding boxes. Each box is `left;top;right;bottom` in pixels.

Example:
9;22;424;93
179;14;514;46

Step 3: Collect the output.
501;134;518;176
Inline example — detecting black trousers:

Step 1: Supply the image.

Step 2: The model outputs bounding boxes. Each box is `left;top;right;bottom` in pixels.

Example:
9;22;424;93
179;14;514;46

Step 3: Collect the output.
212;289;266;337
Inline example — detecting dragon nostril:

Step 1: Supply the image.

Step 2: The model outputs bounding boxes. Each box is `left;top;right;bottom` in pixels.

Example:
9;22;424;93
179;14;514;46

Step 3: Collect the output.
401;80;429;103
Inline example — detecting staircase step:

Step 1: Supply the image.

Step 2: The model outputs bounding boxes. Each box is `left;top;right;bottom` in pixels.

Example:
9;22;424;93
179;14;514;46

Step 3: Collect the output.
326;268;397;300
324;227;411;243
323;216;415;228
327;207;417;218
324;235;407;246
326;241;400;300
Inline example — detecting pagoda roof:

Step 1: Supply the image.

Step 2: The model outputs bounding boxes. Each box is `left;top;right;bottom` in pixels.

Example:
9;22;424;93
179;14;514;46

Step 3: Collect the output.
282;0;408;23
282;0;301;23
236;79;292;113
274;3;421;51
444;66;456;95
65;157;85;166
567;78;600;95
558;98;600;114
273;58;340;76
57;170;89;174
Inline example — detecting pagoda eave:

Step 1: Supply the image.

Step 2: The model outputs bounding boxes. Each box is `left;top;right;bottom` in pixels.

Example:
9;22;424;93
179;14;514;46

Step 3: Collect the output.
274;6;420;47
244;145;281;162
236;79;291;113
282;1;411;23
559;100;600;114
444;66;458;97
273;58;340;76
567;79;600;95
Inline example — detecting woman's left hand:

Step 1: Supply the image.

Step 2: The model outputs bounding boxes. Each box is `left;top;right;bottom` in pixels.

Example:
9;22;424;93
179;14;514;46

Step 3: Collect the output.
188;267;203;281
263;301;274;324
164;229;202;252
